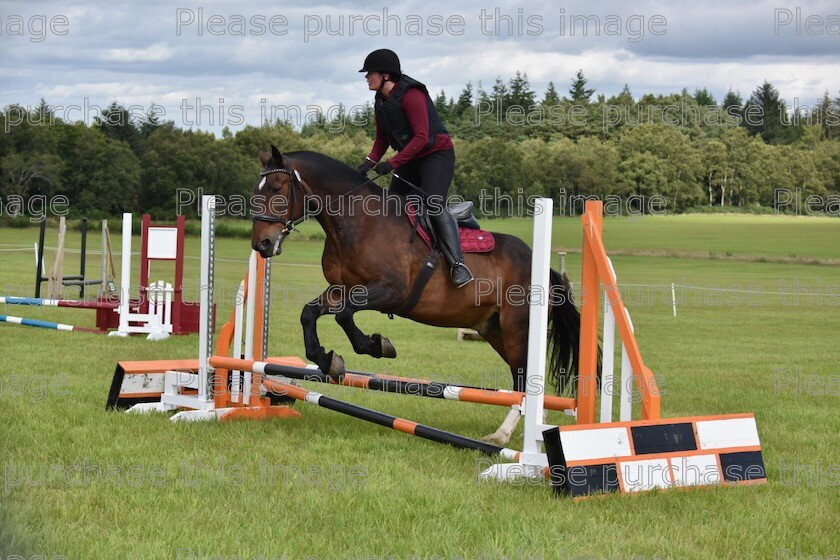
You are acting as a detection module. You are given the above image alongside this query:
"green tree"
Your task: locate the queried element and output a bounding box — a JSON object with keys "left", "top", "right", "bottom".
{"left": 434, "top": 90, "right": 451, "bottom": 121}
{"left": 490, "top": 76, "right": 508, "bottom": 112}
{"left": 780, "top": 144, "right": 828, "bottom": 202}
{"left": 53, "top": 123, "right": 141, "bottom": 214}
{"left": 0, "top": 151, "right": 63, "bottom": 200}
{"left": 95, "top": 101, "right": 141, "bottom": 152}
{"left": 815, "top": 91, "right": 840, "bottom": 140}
{"left": 542, "top": 82, "right": 560, "bottom": 106}
{"left": 743, "top": 81, "right": 789, "bottom": 144}
{"left": 617, "top": 151, "right": 667, "bottom": 210}
{"left": 813, "top": 139, "right": 840, "bottom": 195}
{"left": 546, "top": 136, "right": 620, "bottom": 209}
{"left": 454, "top": 137, "right": 525, "bottom": 212}
{"left": 139, "top": 125, "right": 253, "bottom": 217}
{"left": 569, "top": 70, "right": 595, "bottom": 104}
{"left": 603, "top": 84, "right": 635, "bottom": 136}
{"left": 140, "top": 105, "right": 163, "bottom": 137}
{"left": 300, "top": 107, "right": 327, "bottom": 137}
{"left": 507, "top": 71, "right": 536, "bottom": 109}
{"left": 452, "top": 82, "right": 474, "bottom": 118}
{"left": 0, "top": 104, "right": 64, "bottom": 201}
{"left": 702, "top": 139, "right": 729, "bottom": 206}
{"left": 721, "top": 88, "right": 744, "bottom": 125}
{"left": 694, "top": 88, "right": 716, "bottom": 107}
{"left": 616, "top": 124, "right": 703, "bottom": 210}
{"left": 233, "top": 122, "right": 303, "bottom": 163}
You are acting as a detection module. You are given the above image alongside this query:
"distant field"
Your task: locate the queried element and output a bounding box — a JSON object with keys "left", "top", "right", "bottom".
{"left": 1, "top": 213, "right": 838, "bottom": 559}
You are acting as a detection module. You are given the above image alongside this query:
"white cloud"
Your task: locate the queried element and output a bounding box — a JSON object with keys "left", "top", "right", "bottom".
{"left": 101, "top": 42, "right": 174, "bottom": 63}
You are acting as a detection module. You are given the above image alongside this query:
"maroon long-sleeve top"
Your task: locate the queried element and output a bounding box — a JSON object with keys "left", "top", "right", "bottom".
{"left": 367, "top": 86, "right": 454, "bottom": 169}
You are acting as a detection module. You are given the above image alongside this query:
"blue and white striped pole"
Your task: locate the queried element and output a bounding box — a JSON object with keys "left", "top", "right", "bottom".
{"left": 0, "top": 314, "right": 102, "bottom": 334}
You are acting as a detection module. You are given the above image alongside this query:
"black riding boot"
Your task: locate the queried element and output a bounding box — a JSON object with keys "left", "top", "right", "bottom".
{"left": 429, "top": 210, "right": 474, "bottom": 288}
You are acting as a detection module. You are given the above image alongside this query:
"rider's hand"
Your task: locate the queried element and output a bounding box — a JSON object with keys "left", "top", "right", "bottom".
{"left": 356, "top": 161, "right": 373, "bottom": 175}
{"left": 374, "top": 161, "right": 393, "bottom": 175}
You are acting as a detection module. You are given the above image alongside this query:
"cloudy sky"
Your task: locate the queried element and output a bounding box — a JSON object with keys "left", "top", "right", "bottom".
{"left": 1, "top": 0, "right": 838, "bottom": 135}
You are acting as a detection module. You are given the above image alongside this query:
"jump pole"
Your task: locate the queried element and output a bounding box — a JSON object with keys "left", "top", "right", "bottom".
{"left": 260, "top": 376, "right": 520, "bottom": 458}
{"left": 0, "top": 314, "right": 104, "bottom": 334}
{"left": 0, "top": 296, "right": 118, "bottom": 311}
{"left": 209, "top": 356, "right": 576, "bottom": 412}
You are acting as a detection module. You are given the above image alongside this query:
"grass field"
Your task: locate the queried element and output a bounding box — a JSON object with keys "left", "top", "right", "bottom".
{"left": 1, "top": 213, "right": 839, "bottom": 559}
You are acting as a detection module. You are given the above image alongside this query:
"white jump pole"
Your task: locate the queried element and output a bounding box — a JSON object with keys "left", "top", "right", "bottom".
{"left": 127, "top": 195, "right": 217, "bottom": 417}
{"left": 115, "top": 213, "right": 132, "bottom": 336}
{"left": 619, "top": 313, "right": 634, "bottom": 422}
{"left": 242, "top": 251, "right": 258, "bottom": 402}
{"left": 230, "top": 280, "right": 246, "bottom": 402}
{"left": 520, "top": 197, "right": 553, "bottom": 466}
{"left": 100, "top": 220, "right": 107, "bottom": 297}
{"left": 195, "top": 194, "right": 216, "bottom": 410}
{"left": 600, "top": 297, "right": 616, "bottom": 423}
{"left": 480, "top": 197, "right": 553, "bottom": 480}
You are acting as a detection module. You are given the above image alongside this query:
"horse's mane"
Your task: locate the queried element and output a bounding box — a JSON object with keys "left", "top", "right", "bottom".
{"left": 286, "top": 150, "right": 377, "bottom": 191}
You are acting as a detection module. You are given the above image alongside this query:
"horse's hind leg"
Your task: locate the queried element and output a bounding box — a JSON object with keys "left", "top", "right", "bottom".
{"left": 477, "top": 311, "right": 528, "bottom": 447}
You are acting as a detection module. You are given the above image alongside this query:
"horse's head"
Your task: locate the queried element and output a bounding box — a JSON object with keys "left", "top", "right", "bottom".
{"left": 251, "top": 145, "right": 306, "bottom": 258}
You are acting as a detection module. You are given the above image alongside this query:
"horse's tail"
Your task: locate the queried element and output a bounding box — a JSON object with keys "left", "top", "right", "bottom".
{"left": 547, "top": 268, "right": 581, "bottom": 395}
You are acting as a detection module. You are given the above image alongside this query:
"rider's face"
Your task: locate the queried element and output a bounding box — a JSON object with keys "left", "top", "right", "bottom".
{"left": 366, "top": 72, "right": 384, "bottom": 91}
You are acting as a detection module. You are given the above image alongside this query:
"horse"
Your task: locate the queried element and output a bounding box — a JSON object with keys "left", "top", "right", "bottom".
{"left": 251, "top": 145, "right": 580, "bottom": 446}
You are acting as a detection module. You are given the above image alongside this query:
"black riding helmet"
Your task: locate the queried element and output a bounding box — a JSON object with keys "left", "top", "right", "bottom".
{"left": 359, "top": 49, "right": 401, "bottom": 76}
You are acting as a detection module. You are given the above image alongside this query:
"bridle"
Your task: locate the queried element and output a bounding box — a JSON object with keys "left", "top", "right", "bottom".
{"left": 251, "top": 159, "right": 308, "bottom": 236}
{"left": 251, "top": 157, "right": 393, "bottom": 235}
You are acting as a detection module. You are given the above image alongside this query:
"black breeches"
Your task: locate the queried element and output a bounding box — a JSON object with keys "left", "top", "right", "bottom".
{"left": 389, "top": 148, "right": 455, "bottom": 216}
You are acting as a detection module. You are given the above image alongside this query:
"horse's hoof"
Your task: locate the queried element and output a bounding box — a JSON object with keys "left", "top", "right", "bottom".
{"left": 481, "top": 432, "right": 510, "bottom": 447}
{"left": 380, "top": 335, "right": 397, "bottom": 358}
{"left": 370, "top": 334, "right": 397, "bottom": 359}
{"left": 328, "top": 352, "right": 346, "bottom": 382}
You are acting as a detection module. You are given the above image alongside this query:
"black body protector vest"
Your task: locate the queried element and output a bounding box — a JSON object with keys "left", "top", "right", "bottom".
{"left": 374, "top": 75, "right": 448, "bottom": 152}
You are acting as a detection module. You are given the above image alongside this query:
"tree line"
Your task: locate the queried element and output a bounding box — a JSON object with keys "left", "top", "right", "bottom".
{"left": 1, "top": 72, "right": 839, "bottom": 219}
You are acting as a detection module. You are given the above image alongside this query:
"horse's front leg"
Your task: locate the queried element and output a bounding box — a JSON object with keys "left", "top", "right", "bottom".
{"left": 334, "top": 281, "right": 401, "bottom": 360}
{"left": 300, "top": 287, "right": 348, "bottom": 379}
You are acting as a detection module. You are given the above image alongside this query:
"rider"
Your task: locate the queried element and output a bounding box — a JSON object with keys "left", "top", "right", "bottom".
{"left": 356, "top": 48, "right": 474, "bottom": 288}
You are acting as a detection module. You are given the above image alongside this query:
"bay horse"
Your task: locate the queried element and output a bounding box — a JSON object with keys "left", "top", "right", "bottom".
{"left": 251, "top": 145, "right": 580, "bottom": 445}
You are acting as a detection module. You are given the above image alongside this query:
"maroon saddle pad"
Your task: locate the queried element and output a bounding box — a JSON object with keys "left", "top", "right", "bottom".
{"left": 407, "top": 205, "right": 495, "bottom": 253}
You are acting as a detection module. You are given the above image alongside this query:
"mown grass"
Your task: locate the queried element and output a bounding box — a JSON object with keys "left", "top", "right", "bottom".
{"left": 1, "top": 214, "right": 839, "bottom": 559}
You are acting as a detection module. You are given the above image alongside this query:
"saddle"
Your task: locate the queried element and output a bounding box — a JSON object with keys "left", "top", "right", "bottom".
{"left": 407, "top": 201, "right": 495, "bottom": 253}
{"left": 450, "top": 201, "right": 481, "bottom": 230}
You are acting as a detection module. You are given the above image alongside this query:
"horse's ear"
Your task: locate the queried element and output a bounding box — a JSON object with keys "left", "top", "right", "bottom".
{"left": 258, "top": 149, "right": 270, "bottom": 167}
{"left": 270, "top": 144, "right": 283, "bottom": 164}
